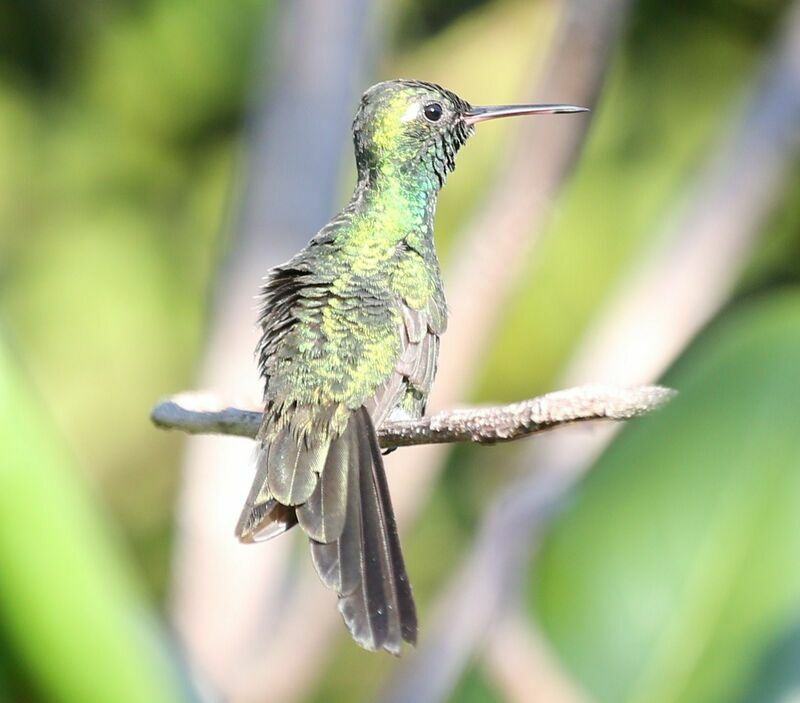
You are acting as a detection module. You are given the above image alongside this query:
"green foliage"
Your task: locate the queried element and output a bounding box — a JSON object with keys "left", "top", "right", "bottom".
{"left": 533, "top": 292, "right": 800, "bottom": 703}
{"left": 738, "top": 623, "right": 800, "bottom": 702}
{"left": 0, "top": 0, "right": 270, "bottom": 597}
{"left": 0, "top": 337, "right": 192, "bottom": 703}
{"left": 449, "top": 666, "right": 502, "bottom": 703}
{"left": 394, "top": 0, "right": 491, "bottom": 47}
{"left": 0, "top": 643, "right": 11, "bottom": 702}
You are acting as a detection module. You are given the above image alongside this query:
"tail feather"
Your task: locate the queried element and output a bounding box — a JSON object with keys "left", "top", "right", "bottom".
{"left": 311, "top": 446, "right": 361, "bottom": 596}
{"left": 240, "top": 500, "right": 298, "bottom": 543}
{"left": 236, "top": 478, "right": 297, "bottom": 542}
{"left": 238, "top": 405, "right": 417, "bottom": 654}
{"left": 363, "top": 419, "right": 417, "bottom": 645}
{"left": 311, "top": 408, "right": 417, "bottom": 654}
{"left": 268, "top": 426, "right": 328, "bottom": 505}
{"left": 353, "top": 419, "right": 399, "bottom": 649}
{"left": 298, "top": 425, "right": 350, "bottom": 542}
{"left": 235, "top": 444, "right": 299, "bottom": 542}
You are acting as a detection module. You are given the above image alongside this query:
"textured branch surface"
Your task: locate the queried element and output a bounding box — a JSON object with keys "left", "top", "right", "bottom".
{"left": 151, "top": 385, "right": 675, "bottom": 448}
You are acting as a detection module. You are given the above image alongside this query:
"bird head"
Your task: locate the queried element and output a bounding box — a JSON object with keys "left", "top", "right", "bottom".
{"left": 352, "top": 79, "right": 587, "bottom": 188}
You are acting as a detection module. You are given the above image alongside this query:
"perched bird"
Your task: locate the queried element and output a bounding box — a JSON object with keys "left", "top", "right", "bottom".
{"left": 236, "top": 80, "right": 587, "bottom": 654}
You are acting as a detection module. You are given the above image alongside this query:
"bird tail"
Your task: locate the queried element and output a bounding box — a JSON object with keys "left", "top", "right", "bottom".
{"left": 234, "top": 451, "right": 298, "bottom": 544}
{"left": 236, "top": 406, "right": 417, "bottom": 654}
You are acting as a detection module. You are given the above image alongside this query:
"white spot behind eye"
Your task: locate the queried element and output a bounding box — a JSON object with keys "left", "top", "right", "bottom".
{"left": 401, "top": 103, "right": 422, "bottom": 123}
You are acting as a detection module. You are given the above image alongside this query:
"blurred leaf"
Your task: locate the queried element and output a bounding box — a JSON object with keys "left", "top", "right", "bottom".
{"left": 449, "top": 665, "right": 502, "bottom": 703}
{"left": 0, "top": 650, "right": 10, "bottom": 703}
{"left": 82, "top": 0, "right": 269, "bottom": 144}
{"left": 0, "top": 336, "right": 192, "bottom": 703}
{"left": 532, "top": 290, "right": 800, "bottom": 703}
{"left": 393, "top": 0, "right": 491, "bottom": 47}
{"left": 738, "top": 160, "right": 800, "bottom": 296}
{"left": 738, "top": 621, "right": 800, "bottom": 703}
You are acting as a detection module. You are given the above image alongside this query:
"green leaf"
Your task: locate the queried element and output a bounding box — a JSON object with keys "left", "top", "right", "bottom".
{"left": 532, "top": 291, "right": 800, "bottom": 703}
{"left": 737, "top": 622, "right": 800, "bottom": 703}
{"left": 449, "top": 665, "right": 502, "bottom": 703}
{"left": 0, "top": 651, "right": 11, "bottom": 703}
{"left": 0, "top": 337, "right": 193, "bottom": 703}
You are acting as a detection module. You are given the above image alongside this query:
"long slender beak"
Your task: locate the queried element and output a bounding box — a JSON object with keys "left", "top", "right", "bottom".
{"left": 463, "top": 103, "right": 589, "bottom": 125}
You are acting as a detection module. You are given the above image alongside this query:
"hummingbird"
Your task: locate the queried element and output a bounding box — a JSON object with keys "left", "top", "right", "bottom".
{"left": 236, "top": 80, "right": 587, "bottom": 654}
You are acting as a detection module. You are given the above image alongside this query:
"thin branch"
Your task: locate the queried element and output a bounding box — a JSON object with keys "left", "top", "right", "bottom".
{"left": 151, "top": 385, "right": 675, "bottom": 447}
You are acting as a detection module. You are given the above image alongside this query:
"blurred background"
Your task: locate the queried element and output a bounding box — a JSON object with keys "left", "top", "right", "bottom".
{"left": 1, "top": 0, "right": 799, "bottom": 701}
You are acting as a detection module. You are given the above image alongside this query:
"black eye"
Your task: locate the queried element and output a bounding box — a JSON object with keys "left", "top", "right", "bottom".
{"left": 423, "top": 102, "right": 443, "bottom": 122}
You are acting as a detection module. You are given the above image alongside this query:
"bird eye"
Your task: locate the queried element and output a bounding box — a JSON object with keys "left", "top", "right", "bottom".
{"left": 423, "top": 102, "right": 443, "bottom": 123}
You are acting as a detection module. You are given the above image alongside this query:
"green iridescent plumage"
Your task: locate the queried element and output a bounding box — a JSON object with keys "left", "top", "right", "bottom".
{"left": 235, "top": 79, "right": 587, "bottom": 655}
